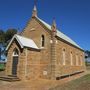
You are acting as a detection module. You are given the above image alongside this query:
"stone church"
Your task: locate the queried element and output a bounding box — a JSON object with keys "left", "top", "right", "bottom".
{"left": 6, "top": 4, "right": 86, "bottom": 80}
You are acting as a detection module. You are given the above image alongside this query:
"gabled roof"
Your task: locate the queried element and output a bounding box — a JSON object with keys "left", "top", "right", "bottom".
{"left": 36, "top": 17, "right": 83, "bottom": 50}
{"left": 6, "top": 34, "right": 39, "bottom": 50}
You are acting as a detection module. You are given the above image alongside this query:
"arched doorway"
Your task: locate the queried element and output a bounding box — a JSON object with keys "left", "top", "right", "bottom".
{"left": 12, "top": 48, "right": 19, "bottom": 76}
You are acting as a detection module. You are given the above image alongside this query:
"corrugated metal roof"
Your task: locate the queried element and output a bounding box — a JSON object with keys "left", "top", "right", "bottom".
{"left": 6, "top": 34, "right": 39, "bottom": 50}
{"left": 36, "top": 17, "right": 82, "bottom": 50}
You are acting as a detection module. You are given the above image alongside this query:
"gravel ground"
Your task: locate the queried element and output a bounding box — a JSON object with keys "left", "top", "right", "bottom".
{"left": 0, "top": 70, "right": 87, "bottom": 90}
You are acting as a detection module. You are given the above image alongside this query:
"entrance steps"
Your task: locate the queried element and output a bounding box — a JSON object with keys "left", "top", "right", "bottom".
{"left": 0, "top": 75, "right": 20, "bottom": 82}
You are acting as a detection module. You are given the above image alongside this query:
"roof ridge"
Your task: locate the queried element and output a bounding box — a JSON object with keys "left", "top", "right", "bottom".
{"left": 36, "top": 16, "right": 83, "bottom": 50}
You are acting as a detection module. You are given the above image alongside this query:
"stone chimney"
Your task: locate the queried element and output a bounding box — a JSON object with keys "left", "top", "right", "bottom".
{"left": 51, "top": 18, "right": 57, "bottom": 79}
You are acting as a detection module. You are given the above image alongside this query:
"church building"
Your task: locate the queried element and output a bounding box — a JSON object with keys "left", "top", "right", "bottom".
{"left": 5, "top": 4, "right": 86, "bottom": 80}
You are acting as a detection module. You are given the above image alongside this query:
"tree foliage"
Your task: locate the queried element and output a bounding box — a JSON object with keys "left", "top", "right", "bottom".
{"left": 0, "top": 30, "right": 5, "bottom": 44}
{"left": 5, "top": 29, "right": 17, "bottom": 44}
{"left": 85, "top": 50, "right": 90, "bottom": 57}
{"left": 0, "top": 29, "right": 17, "bottom": 60}
{"left": 0, "top": 29, "right": 17, "bottom": 46}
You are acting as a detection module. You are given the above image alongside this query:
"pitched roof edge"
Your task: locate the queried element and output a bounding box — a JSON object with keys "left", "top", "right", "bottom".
{"left": 56, "top": 36, "right": 84, "bottom": 51}
{"left": 16, "top": 35, "right": 39, "bottom": 49}
{"left": 6, "top": 34, "right": 40, "bottom": 51}
{"left": 6, "top": 34, "right": 23, "bottom": 51}
{"left": 35, "top": 16, "right": 84, "bottom": 51}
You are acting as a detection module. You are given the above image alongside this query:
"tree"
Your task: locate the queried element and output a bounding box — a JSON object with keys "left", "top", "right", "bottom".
{"left": 0, "top": 29, "right": 18, "bottom": 61}
{"left": 85, "top": 50, "right": 90, "bottom": 57}
{"left": 0, "top": 30, "right": 5, "bottom": 60}
{"left": 85, "top": 50, "right": 90, "bottom": 66}
{"left": 0, "top": 30, "right": 5, "bottom": 44}
{"left": 5, "top": 29, "right": 17, "bottom": 45}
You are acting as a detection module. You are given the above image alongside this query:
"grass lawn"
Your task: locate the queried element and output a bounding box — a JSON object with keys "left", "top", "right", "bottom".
{"left": 0, "top": 64, "right": 5, "bottom": 71}
{"left": 50, "top": 74, "right": 90, "bottom": 90}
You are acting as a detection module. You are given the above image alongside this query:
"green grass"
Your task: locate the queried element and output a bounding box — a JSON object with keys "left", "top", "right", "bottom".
{"left": 0, "top": 64, "right": 5, "bottom": 71}
{"left": 50, "top": 74, "right": 90, "bottom": 90}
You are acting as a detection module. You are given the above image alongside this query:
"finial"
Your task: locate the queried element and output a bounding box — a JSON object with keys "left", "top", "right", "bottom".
{"left": 34, "top": 0, "right": 37, "bottom": 11}
{"left": 32, "top": 0, "right": 37, "bottom": 17}
{"left": 51, "top": 17, "right": 57, "bottom": 32}
{"left": 52, "top": 17, "right": 56, "bottom": 28}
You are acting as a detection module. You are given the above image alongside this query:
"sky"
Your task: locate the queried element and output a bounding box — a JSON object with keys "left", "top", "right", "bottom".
{"left": 0, "top": 0, "right": 90, "bottom": 50}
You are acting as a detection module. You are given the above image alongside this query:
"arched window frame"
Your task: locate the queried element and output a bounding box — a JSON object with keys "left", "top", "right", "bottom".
{"left": 62, "top": 48, "right": 66, "bottom": 65}
{"left": 12, "top": 48, "right": 19, "bottom": 57}
{"left": 76, "top": 53, "right": 79, "bottom": 66}
{"left": 80, "top": 55, "right": 83, "bottom": 66}
{"left": 70, "top": 51, "right": 73, "bottom": 66}
{"left": 41, "top": 35, "right": 45, "bottom": 48}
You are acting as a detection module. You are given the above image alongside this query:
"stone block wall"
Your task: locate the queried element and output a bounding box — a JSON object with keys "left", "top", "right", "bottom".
{"left": 6, "top": 40, "right": 27, "bottom": 80}
{"left": 25, "top": 49, "right": 40, "bottom": 80}
{"left": 55, "top": 38, "right": 86, "bottom": 78}
{"left": 21, "top": 17, "right": 52, "bottom": 79}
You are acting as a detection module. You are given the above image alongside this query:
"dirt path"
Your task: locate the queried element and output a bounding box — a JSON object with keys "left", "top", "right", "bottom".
{"left": 0, "top": 71, "right": 87, "bottom": 90}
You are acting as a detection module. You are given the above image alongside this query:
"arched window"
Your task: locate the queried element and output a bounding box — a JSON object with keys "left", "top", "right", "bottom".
{"left": 70, "top": 52, "right": 73, "bottom": 65}
{"left": 76, "top": 54, "right": 78, "bottom": 66}
{"left": 41, "top": 35, "right": 45, "bottom": 47}
{"left": 62, "top": 49, "right": 66, "bottom": 65}
{"left": 13, "top": 48, "right": 19, "bottom": 56}
{"left": 80, "top": 55, "right": 82, "bottom": 66}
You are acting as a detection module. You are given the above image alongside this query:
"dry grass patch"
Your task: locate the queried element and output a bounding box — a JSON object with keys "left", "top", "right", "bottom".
{"left": 50, "top": 74, "right": 90, "bottom": 90}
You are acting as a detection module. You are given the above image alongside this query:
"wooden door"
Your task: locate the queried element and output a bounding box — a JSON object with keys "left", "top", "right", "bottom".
{"left": 12, "top": 56, "right": 18, "bottom": 76}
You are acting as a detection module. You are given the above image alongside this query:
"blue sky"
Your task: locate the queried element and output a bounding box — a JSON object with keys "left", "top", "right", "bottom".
{"left": 0, "top": 0, "right": 90, "bottom": 50}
